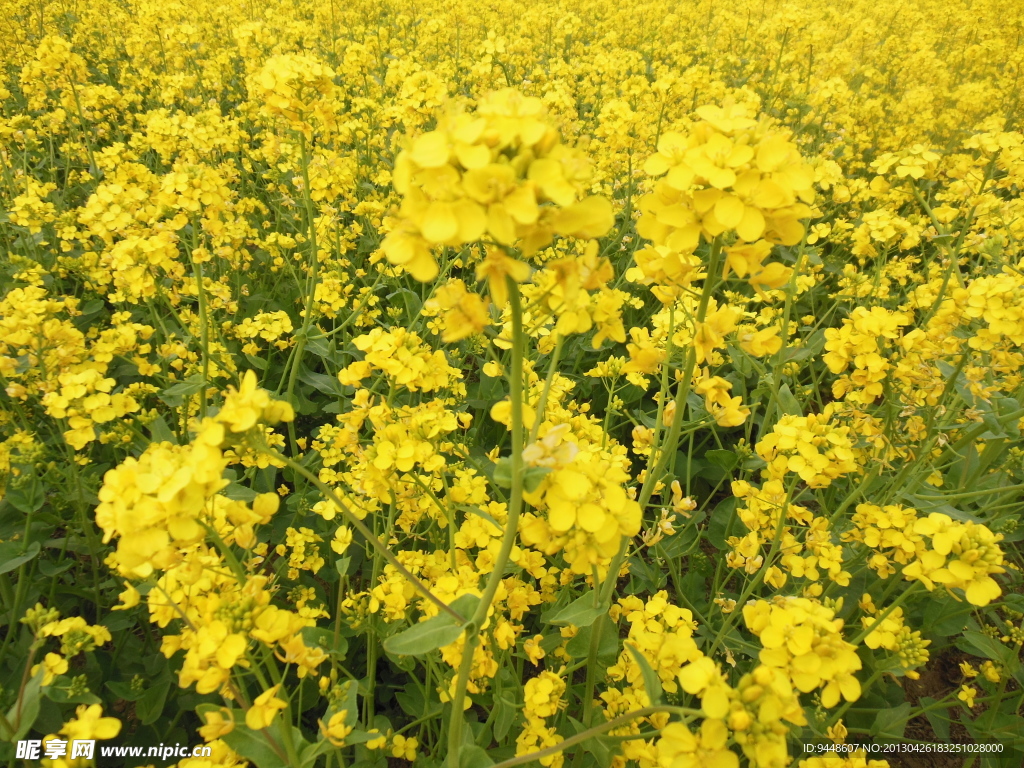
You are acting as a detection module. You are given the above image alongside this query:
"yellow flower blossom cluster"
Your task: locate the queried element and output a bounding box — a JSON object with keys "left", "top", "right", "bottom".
{"left": 844, "top": 504, "right": 1006, "bottom": 605}
{"left": 743, "top": 598, "right": 862, "bottom": 708}
{"left": 633, "top": 105, "right": 813, "bottom": 303}
{"left": 516, "top": 671, "right": 567, "bottom": 767}
{"left": 755, "top": 409, "right": 859, "bottom": 487}
{"left": 859, "top": 602, "right": 930, "bottom": 678}
{"left": 520, "top": 432, "right": 642, "bottom": 576}
{"left": 338, "top": 327, "right": 463, "bottom": 393}
{"left": 382, "top": 88, "right": 615, "bottom": 281}
{"left": 824, "top": 307, "right": 911, "bottom": 403}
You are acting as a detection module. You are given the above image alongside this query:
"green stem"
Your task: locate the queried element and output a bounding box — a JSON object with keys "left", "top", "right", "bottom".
{"left": 282, "top": 132, "right": 323, "bottom": 452}
{"left": 529, "top": 335, "right": 564, "bottom": 444}
{"left": 188, "top": 247, "right": 210, "bottom": 420}
{"left": 576, "top": 239, "right": 725, "bottom": 735}
{"left": 447, "top": 278, "right": 527, "bottom": 768}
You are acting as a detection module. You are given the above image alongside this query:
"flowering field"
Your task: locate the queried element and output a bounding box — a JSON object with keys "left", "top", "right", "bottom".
{"left": 1, "top": 0, "right": 1024, "bottom": 767}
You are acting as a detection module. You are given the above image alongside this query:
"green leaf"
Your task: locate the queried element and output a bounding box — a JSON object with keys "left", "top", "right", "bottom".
{"left": 383, "top": 595, "right": 479, "bottom": 657}
{"left": 304, "top": 333, "right": 334, "bottom": 362}
{"left": 625, "top": 642, "right": 663, "bottom": 706}
{"left": 298, "top": 367, "right": 345, "bottom": 397}
{"left": 223, "top": 483, "right": 258, "bottom": 502}
{"left": 523, "top": 465, "right": 552, "bottom": 493}
{"left": 384, "top": 618, "right": 463, "bottom": 656}
{"left": 492, "top": 458, "right": 513, "bottom": 488}
{"left": 44, "top": 685, "right": 102, "bottom": 705}
{"left": 161, "top": 374, "right": 206, "bottom": 397}
{"left": 0, "top": 540, "right": 40, "bottom": 575}
{"left": 775, "top": 383, "right": 802, "bottom": 417}
{"left": 99, "top": 611, "right": 136, "bottom": 632}
{"left": 137, "top": 670, "right": 172, "bottom": 725}
{"left": 870, "top": 702, "right": 911, "bottom": 741}
{"left": 780, "top": 329, "right": 826, "bottom": 363}
{"left": 339, "top": 680, "right": 359, "bottom": 728}
{"left": 566, "top": 717, "right": 613, "bottom": 768}
{"left": 707, "top": 496, "right": 738, "bottom": 550}
{"left": 106, "top": 680, "right": 145, "bottom": 702}
{"left": 299, "top": 739, "right": 332, "bottom": 768}
{"left": 343, "top": 728, "right": 380, "bottom": 746}
{"left": 301, "top": 626, "right": 348, "bottom": 659}
{"left": 492, "top": 693, "right": 517, "bottom": 742}
{"left": 545, "top": 590, "right": 609, "bottom": 628}
{"left": 148, "top": 415, "right": 177, "bottom": 444}
{"left": 6, "top": 474, "right": 44, "bottom": 513}
{"left": 396, "top": 684, "right": 442, "bottom": 720}
{"left": 957, "top": 630, "right": 1017, "bottom": 668}
{"left": 919, "top": 697, "right": 950, "bottom": 743}
{"left": 459, "top": 744, "right": 495, "bottom": 768}
{"left": 922, "top": 598, "right": 973, "bottom": 638}
{"left": 704, "top": 449, "right": 738, "bottom": 471}
{"left": 220, "top": 723, "right": 290, "bottom": 768}
{"left": 726, "top": 344, "right": 754, "bottom": 377}
{"left": 244, "top": 352, "right": 268, "bottom": 371}
{"left": 388, "top": 288, "right": 423, "bottom": 318}
{"left": 3, "top": 669, "right": 44, "bottom": 741}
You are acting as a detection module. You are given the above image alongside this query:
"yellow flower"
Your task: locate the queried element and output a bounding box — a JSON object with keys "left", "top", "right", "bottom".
{"left": 523, "top": 634, "right": 546, "bottom": 665}
{"left": 391, "top": 734, "right": 418, "bottom": 761}
{"left": 364, "top": 729, "right": 386, "bottom": 750}
{"left": 958, "top": 685, "right": 977, "bottom": 708}
{"left": 318, "top": 711, "right": 352, "bottom": 746}
{"left": 199, "top": 708, "right": 235, "bottom": 741}
{"left": 677, "top": 657, "right": 732, "bottom": 719}
{"left": 476, "top": 247, "right": 531, "bottom": 307}
{"left": 111, "top": 581, "right": 140, "bottom": 611}
{"left": 523, "top": 671, "right": 565, "bottom": 719}
{"left": 32, "top": 653, "right": 68, "bottom": 685}
{"left": 60, "top": 704, "right": 122, "bottom": 741}
{"left": 246, "top": 685, "right": 287, "bottom": 730}
{"left": 655, "top": 719, "right": 739, "bottom": 768}
{"left": 423, "top": 279, "right": 490, "bottom": 342}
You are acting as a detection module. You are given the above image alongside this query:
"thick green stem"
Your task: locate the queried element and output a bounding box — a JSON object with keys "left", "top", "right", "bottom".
{"left": 282, "top": 133, "right": 322, "bottom": 451}
{"left": 447, "top": 278, "right": 527, "bottom": 767}
{"left": 574, "top": 238, "right": 725, "bottom": 746}
{"left": 189, "top": 250, "right": 210, "bottom": 420}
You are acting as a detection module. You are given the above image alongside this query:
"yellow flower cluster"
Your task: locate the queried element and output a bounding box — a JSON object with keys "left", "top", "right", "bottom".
{"left": 798, "top": 752, "right": 890, "bottom": 768}
{"left": 823, "top": 307, "right": 910, "bottom": 403}
{"left": 95, "top": 371, "right": 292, "bottom": 576}
{"left": 608, "top": 592, "right": 702, "bottom": 696}
{"left": 634, "top": 104, "right": 813, "bottom": 302}
{"left": 860, "top": 603, "right": 930, "bottom": 678}
{"left": 672, "top": 657, "right": 807, "bottom": 768}
{"left": 338, "top": 327, "right": 462, "bottom": 393}
{"left": 230, "top": 311, "right": 294, "bottom": 355}
{"left": 844, "top": 504, "right": 1006, "bottom": 605}
{"left": 382, "top": 88, "right": 615, "bottom": 281}
{"left": 743, "top": 598, "right": 862, "bottom": 708}
{"left": 249, "top": 54, "right": 340, "bottom": 137}
{"left": 520, "top": 431, "right": 641, "bottom": 576}
{"left": 516, "top": 671, "right": 567, "bottom": 768}
{"left": 755, "top": 409, "right": 859, "bottom": 487}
